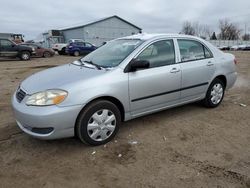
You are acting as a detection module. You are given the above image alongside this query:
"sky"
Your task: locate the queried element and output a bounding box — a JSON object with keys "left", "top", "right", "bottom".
{"left": 0, "top": 0, "right": 249, "bottom": 40}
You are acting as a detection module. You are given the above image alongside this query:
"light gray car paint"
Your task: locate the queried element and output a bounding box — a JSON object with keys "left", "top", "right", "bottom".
{"left": 12, "top": 34, "right": 237, "bottom": 140}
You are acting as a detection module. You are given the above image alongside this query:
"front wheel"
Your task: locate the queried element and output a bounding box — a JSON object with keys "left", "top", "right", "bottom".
{"left": 43, "top": 51, "right": 51, "bottom": 58}
{"left": 20, "top": 51, "right": 31, "bottom": 61}
{"left": 203, "top": 78, "right": 225, "bottom": 108}
{"left": 76, "top": 100, "right": 121, "bottom": 145}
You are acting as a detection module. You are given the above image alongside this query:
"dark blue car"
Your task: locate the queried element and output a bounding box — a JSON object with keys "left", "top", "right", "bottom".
{"left": 66, "top": 41, "right": 97, "bottom": 56}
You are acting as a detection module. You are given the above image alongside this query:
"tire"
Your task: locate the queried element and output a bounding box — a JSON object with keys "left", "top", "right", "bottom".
{"left": 76, "top": 100, "right": 121, "bottom": 146}
{"left": 20, "top": 51, "right": 31, "bottom": 61}
{"left": 73, "top": 51, "right": 80, "bottom": 56}
{"left": 43, "top": 51, "right": 51, "bottom": 58}
{"left": 203, "top": 78, "right": 225, "bottom": 108}
{"left": 58, "top": 48, "right": 66, "bottom": 55}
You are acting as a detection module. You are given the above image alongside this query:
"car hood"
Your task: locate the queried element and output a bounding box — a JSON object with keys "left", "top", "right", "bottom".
{"left": 21, "top": 63, "right": 107, "bottom": 94}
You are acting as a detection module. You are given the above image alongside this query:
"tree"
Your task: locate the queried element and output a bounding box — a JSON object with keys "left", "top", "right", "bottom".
{"left": 181, "top": 21, "right": 195, "bottom": 35}
{"left": 181, "top": 21, "right": 212, "bottom": 39}
{"left": 210, "top": 32, "right": 217, "bottom": 40}
{"left": 242, "top": 34, "right": 250, "bottom": 41}
{"left": 193, "top": 22, "right": 212, "bottom": 39}
{"left": 218, "top": 19, "right": 241, "bottom": 40}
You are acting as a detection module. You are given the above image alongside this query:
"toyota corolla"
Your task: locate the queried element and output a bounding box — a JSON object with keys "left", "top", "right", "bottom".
{"left": 12, "top": 34, "right": 237, "bottom": 145}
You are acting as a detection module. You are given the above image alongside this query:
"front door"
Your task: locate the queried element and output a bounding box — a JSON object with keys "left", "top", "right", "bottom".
{"left": 128, "top": 39, "right": 181, "bottom": 116}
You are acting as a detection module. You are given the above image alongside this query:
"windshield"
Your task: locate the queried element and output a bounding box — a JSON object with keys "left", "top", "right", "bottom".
{"left": 79, "top": 39, "right": 143, "bottom": 68}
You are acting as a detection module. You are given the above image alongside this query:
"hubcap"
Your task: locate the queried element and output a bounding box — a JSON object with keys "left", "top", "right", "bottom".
{"left": 74, "top": 51, "right": 79, "bottom": 56}
{"left": 44, "top": 52, "right": 50, "bottom": 57}
{"left": 210, "top": 83, "right": 223, "bottom": 105}
{"left": 22, "top": 53, "right": 29, "bottom": 60}
{"left": 87, "top": 109, "right": 116, "bottom": 141}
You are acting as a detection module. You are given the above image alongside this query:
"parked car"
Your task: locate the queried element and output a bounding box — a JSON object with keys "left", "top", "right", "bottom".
{"left": 22, "top": 43, "right": 55, "bottom": 58}
{"left": 12, "top": 34, "right": 237, "bottom": 145}
{"left": 218, "top": 46, "right": 230, "bottom": 51}
{"left": 243, "top": 45, "right": 250, "bottom": 51}
{"left": 52, "top": 43, "right": 67, "bottom": 55}
{"left": 230, "top": 44, "right": 249, "bottom": 51}
{"left": 0, "top": 38, "right": 35, "bottom": 60}
{"left": 66, "top": 41, "right": 97, "bottom": 56}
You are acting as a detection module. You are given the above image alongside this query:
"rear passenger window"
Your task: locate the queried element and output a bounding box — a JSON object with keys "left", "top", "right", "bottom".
{"left": 204, "top": 47, "right": 213, "bottom": 58}
{"left": 76, "top": 42, "right": 85, "bottom": 46}
{"left": 178, "top": 40, "right": 208, "bottom": 62}
{"left": 136, "top": 40, "right": 175, "bottom": 68}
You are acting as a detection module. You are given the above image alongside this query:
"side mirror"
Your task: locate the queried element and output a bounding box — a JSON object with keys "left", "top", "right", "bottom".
{"left": 12, "top": 44, "right": 15, "bottom": 47}
{"left": 125, "top": 59, "right": 150, "bottom": 72}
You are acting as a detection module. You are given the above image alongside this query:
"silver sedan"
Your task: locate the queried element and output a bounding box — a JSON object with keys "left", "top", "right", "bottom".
{"left": 12, "top": 34, "right": 237, "bottom": 145}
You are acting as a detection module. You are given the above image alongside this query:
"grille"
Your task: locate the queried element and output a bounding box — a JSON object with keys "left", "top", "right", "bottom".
{"left": 16, "top": 88, "right": 26, "bottom": 103}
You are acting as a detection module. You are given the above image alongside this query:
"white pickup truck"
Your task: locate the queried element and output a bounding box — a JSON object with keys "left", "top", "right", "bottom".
{"left": 52, "top": 43, "right": 67, "bottom": 55}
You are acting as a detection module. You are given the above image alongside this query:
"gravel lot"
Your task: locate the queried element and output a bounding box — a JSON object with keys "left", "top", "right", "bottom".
{"left": 0, "top": 52, "right": 250, "bottom": 188}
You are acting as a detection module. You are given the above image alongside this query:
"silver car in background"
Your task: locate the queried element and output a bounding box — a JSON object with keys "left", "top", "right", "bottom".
{"left": 12, "top": 34, "right": 237, "bottom": 145}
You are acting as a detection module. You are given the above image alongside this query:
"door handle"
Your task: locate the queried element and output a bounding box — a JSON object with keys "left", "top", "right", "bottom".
{"left": 207, "top": 61, "right": 214, "bottom": 66}
{"left": 170, "top": 67, "right": 180, "bottom": 73}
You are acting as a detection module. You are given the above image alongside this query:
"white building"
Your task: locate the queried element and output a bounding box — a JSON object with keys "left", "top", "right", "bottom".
{"left": 43, "top": 15, "right": 142, "bottom": 47}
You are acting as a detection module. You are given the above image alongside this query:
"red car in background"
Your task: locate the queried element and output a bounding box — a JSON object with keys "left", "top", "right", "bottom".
{"left": 22, "top": 43, "right": 55, "bottom": 58}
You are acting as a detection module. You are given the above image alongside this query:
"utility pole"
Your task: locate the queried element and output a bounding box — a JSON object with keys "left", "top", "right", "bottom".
{"left": 245, "top": 23, "right": 247, "bottom": 36}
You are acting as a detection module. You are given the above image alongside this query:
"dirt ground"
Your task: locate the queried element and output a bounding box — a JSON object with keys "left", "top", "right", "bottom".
{"left": 0, "top": 52, "right": 249, "bottom": 188}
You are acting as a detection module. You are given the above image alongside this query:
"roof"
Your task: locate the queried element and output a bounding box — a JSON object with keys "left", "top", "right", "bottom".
{"left": 60, "top": 15, "right": 142, "bottom": 31}
{"left": 120, "top": 33, "right": 202, "bottom": 41}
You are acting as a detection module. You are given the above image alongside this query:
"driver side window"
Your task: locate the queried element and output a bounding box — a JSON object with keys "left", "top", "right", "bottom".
{"left": 136, "top": 40, "right": 175, "bottom": 68}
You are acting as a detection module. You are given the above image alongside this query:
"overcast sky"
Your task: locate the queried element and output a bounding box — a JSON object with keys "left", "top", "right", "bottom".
{"left": 0, "top": 0, "right": 249, "bottom": 40}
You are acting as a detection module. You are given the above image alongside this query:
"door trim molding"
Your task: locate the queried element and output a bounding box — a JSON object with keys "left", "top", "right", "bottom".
{"left": 131, "top": 82, "right": 209, "bottom": 102}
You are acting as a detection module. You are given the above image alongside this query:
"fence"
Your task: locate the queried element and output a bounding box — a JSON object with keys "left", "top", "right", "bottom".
{"left": 209, "top": 40, "right": 250, "bottom": 47}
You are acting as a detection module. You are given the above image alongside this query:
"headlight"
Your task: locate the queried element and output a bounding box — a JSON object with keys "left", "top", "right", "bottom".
{"left": 26, "top": 90, "right": 68, "bottom": 106}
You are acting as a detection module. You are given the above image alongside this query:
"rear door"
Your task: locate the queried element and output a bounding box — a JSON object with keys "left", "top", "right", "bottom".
{"left": 0, "top": 39, "right": 18, "bottom": 57}
{"left": 128, "top": 39, "right": 181, "bottom": 116}
{"left": 177, "top": 39, "right": 215, "bottom": 101}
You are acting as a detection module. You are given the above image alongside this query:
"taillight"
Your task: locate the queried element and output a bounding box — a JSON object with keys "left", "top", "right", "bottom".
{"left": 234, "top": 59, "right": 238, "bottom": 65}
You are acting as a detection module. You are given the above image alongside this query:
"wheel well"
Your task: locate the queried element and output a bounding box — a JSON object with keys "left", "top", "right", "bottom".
{"left": 19, "top": 50, "right": 31, "bottom": 57}
{"left": 20, "top": 50, "right": 30, "bottom": 54}
{"left": 74, "top": 96, "right": 125, "bottom": 137}
{"left": 214, "top": 75, "right": 227, "bottom": 88}
{"left": 78, "top": 96, "right": 125, "bottom": 121}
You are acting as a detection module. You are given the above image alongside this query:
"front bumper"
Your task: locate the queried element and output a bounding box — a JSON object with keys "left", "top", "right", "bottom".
{"left": 12, "top": 91, "right": 84, "bottom": 140}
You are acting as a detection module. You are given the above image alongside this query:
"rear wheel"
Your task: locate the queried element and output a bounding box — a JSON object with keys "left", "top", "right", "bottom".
{"left": 203, "top": 78, "right": 225, "bottom": 108}
{"left": 76, "top": 100, "right": 121, "bottom": 145}
{"left": 43, "top": 51, "right": 51, "bottom": 58}
{"left": 20, "top": 51, "right": 30, "bottom": 61}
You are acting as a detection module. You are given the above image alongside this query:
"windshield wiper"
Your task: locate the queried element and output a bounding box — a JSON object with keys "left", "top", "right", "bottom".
{"left": 82, "top": 60, "right": 102, "bottom": 70}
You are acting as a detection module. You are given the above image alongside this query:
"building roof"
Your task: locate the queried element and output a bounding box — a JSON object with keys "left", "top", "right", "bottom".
{"left": 60, "top": 15, "right": 142, "bottom": 31}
